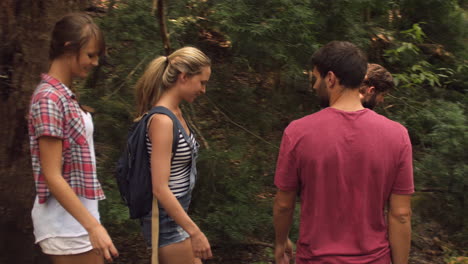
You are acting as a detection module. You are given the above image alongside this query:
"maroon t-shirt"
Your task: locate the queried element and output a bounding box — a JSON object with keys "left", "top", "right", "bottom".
{"left": 275, "top": 107, "right": 414, "bottom": 264}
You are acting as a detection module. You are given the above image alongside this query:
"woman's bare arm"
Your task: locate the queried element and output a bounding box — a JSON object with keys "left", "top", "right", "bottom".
{"left": 38, "top": 136, "right": 118, "bottom": 261}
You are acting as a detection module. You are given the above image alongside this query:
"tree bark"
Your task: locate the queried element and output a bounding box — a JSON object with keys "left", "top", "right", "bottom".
{"left": 0, "top": 1, "right": 90, "bottom": 263}
{"left": 154, "top": 0, "right": 172, "bottom": 55}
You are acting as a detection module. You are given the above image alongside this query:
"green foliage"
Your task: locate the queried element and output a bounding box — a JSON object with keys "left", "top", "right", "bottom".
{"left": 446, "top": 256, "right": 468, "bottom": 264}
{"left": 384, "top": 23, "right": 427, "bottom": 67}
{"left": 190, "top": 146, "right": 273, "bottom": 242}
{"left": 411, "top": 101, "right": 467, "bottom": 240}
{"left": 208, "top": 0, "right": 318, "bottom": 76}
{"left": 382, "top": 23, "right": 467, "bottom": 245}
{"left": 399, "top": 0, "right": 468, "bottom": 52}
{"left": 400, "top": 23, "right": 427, "bottom": 43}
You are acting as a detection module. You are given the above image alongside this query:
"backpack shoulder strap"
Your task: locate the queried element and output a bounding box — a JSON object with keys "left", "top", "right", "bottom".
{"left": 147, "top": 106, "right": 181, "bottom": 157}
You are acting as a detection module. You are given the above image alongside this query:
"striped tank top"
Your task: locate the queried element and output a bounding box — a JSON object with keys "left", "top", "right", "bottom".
{"left": 146, "top": 129, "right": 196, "bottom": 198}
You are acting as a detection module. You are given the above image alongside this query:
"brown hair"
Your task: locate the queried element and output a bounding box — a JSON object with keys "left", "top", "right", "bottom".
{"left": 49, "top": 13, "right": 105, "bottom": 60}
{"left": 310, "top": 41, "right": 367, "bottom": 89}
{"left": 361, "top": 63, "right": 394, "bottom": 93}
{"left": 135, "top": 47, "right": 211, "bottom": 117}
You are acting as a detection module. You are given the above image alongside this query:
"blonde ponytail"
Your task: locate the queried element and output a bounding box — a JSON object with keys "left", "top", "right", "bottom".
{"left": 135, "top": 47, "right": 211, "bottom": 117}
{"left": 135, "top": 56, "right": 168, "bottom": 117}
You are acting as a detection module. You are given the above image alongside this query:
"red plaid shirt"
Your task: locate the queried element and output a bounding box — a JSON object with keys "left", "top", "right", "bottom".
{"left": 28, "top": 74, "right": 105, "bottom": 203}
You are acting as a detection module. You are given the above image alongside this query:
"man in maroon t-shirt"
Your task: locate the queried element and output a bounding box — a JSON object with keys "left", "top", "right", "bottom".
{"left": 274, "top": 41, "right": 414, "bottom": 264}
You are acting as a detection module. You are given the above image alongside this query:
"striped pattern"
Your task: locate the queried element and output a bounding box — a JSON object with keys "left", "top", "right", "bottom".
{"left": 146, "top": 130, "right": 196, "bottom": 197}
{"left": 28, "top": 74, "right": 105, "bottom": 204}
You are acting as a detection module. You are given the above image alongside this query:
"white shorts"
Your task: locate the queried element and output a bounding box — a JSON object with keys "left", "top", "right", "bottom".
{"left": 38, "top": 235, "right": 93, "bottom": 255}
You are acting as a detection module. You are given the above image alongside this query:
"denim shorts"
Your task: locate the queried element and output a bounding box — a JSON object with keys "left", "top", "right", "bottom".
{"left": 140, "top": 192, "right": 192, "bottom": 248}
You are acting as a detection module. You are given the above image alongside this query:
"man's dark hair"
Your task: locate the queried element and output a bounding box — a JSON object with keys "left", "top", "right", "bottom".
{"left": 310, "top": 41, "right": 367, "bottom": 89}
{"left": 363, "top": 63, "right": 394, "bottom": 93}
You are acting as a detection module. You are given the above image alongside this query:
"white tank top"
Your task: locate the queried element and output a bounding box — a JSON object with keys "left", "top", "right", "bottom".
{"left": 31, "top": 110, "right": 100, "bottom": 243}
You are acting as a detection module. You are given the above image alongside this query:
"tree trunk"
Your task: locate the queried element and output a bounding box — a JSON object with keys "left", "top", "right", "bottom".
{"left": 154, "top": 0, "right": 172, "bottom": 55}
{"left": 0, "top": 1, "right": 90, "bottom": 263}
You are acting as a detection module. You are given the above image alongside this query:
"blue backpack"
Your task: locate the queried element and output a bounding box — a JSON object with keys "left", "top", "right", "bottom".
{"left": 116, "top": 106, "right": 181, "bottom": 219}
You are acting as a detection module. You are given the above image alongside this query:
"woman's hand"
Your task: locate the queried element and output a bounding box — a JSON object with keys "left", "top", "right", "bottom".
{"left": 88, "top": 224, "right": 119, "bottom": 262}
{"left": 190, "top": 230, "right": 212, "bottom": 260}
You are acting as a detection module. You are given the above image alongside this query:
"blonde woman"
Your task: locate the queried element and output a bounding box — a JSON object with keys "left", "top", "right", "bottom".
{"left": 136, "top": 47, "right": 212, "bottom": 263}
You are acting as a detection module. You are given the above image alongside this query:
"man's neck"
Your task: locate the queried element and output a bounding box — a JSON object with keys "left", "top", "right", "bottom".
{"left": 329, "top": 86, "right": 364, "bottom": 112}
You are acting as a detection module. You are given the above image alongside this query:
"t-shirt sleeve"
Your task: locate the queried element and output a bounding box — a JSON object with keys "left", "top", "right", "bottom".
{"left": 392, "top": 129, "right": 414, "bottom": 194}
{"left": 30, "top": 97, "right": 65, "bottom": 139}
{"left": 274, "top": 130, "right": 299, "bottom": 191}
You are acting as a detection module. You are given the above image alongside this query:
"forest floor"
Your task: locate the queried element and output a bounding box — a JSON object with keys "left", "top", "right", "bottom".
{"left": 0, "top": 200, "right": 466, "bottom": 264}
{"left": 108, "top": 216, "right": 464, "bottom": 264}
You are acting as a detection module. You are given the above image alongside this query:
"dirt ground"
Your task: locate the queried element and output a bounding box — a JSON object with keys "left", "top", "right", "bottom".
{"left": 0, "top": 216, "right": 454, "bottom": 264}
{"left": 0, "top": 188, "right": 461, "bottom": 264}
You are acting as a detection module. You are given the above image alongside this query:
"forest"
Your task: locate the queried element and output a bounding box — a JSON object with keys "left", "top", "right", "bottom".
{"left": 0, "top": 0, "right": 466, "bottom": 263}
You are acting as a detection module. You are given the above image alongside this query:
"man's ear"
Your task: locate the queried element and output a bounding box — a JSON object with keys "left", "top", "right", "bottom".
{"left": 368, "top": 86, "right": 376, "bottom": 95}
{"left": 326, "top": 71, "right": 337, "bottom": 88}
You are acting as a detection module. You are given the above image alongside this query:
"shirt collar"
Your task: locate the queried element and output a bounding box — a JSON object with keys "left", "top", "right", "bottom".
{"left": 41, "top": 73, "right": 76, "bottom": 100}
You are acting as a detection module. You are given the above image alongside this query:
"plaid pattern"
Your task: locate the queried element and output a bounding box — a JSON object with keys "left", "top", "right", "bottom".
{"left": 29, "top": 74, "right": 105, "bottom": 203}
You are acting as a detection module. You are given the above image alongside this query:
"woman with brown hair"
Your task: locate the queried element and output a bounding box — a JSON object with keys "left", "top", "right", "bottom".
{"left": 136, "top": 47, "right": 212, "bottom": 263}
{"left": 28, "top": 13, "right": 118, "bottom": 263}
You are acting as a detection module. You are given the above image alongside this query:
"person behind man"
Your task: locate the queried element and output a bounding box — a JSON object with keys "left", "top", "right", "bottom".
{"left": 360, "top": 63, "right": 394, "bottom": 109}
{"left": 273, "top": 41, "right": 414, "bottom": 264}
